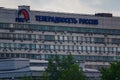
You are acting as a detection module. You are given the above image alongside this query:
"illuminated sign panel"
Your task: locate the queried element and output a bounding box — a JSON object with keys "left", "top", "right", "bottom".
{"left": 35, "top": 15, "right": 98, "bottom": 25}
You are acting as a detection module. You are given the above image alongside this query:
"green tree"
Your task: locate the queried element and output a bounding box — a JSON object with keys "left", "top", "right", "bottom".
{"left": 46, "top": 54, "right": 61, "bottom": 80}
{"left": 40, "top": 71, "right": 49, "bottom": 80}
{"left": 61, "top": 54, "right": 74, "bottom": 70}
{"left": 45, "top": 54, "right": 84, "bottom": 80}
{"left": 58, "top": 64, "right": 84, "bottom": 80}
{"left": 101, "top": 61, "right": 120, "bottom": 80}
{"left": 20, "top": 76, "right": 33, "bottom": 80}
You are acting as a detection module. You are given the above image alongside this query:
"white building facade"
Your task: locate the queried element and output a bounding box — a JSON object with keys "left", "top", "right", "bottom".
{"left": 0, "top": 5, "right": 120, "bottom": 70}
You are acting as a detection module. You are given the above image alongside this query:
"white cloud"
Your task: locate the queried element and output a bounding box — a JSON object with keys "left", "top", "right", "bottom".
{"left": 0, "top": 0, "right": 31, "bottom": 9}
{"left": 90, "top": 0, "right": 103, "bottom": 5}
{"left": 30, "top": 0, "right": 97, "bottom": 15}
{"left": 0, "top": 0, "right": 119, "bottom": 16}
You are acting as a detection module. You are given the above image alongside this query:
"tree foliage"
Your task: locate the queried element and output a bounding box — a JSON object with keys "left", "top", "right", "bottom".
{"left": 101, "top": 61, "right": 120, "bottom": 80}
{"left": 58, "top": 64, "right": 84, "bottom": 80}
{"left": 45, "top": 54, "right": 84, "bottom": 80}
{"left": 20, "top": 76, "right": 33, "bottom": 80}
{"left": 45, "top": 55, "right": 61, "bottom": 80}
{"left": 40, "top": 71, "right": 49, "bottom": 80}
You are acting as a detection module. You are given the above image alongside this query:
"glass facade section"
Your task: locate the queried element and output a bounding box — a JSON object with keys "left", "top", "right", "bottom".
{"left": 94, "top": 37, "right": 105, "bottom": 43}
{"left": 0, "top": 23, "right": 119, "bottom": 62}
{"left": 44, "top": 35, "right": 55, "bottom": 41}
{"left": 0, "top": 23, "right": 120, "bottom": 35}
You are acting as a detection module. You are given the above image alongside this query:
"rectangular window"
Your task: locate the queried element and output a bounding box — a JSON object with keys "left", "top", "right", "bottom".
{"left": 78, "top": 46, "right": 81, "bottom": 51}
{"left": 60, "top": 45, "right": 63, "bottom": 50}
{"left": 36, "top": 44, "right": 39, "bottom": 49}
{"left": 112, "top": 38, "right": 120, "bottom": 44}
{"left": 31, "top": 35, "right": 36, "bottom": 40}
{"left": 109, "top": 47, "right": 112, "bottom": 53}
{"left": 73, "top": 36, "right": 77, "bottom": 41}
{"left": 44, "top": 35, "right": 55, "bottom": 41}
{"left": 91, "top": 37, "right": 94, "bottom": 42}
{"left": 87, "top": 46, "right": 90, "bottom": 51}
{"left": 63, "top": 45, "right": 65, "bottom": 50}
{"left": 118, "top": 47, "right": 120, "bottom": 52}
{"left": 78, "top": 36, "right": 81, "bottom": 42}
{"left": 94, "top": 37, "right": 105, "bottom": 43}
{"left": 83, "top": 46, "right": 86, "bottom": 52}
{"left": 68, "top": 36, "right": 73, "bottom": 41}
{"left": 81, "top": 37, "right": 85, "bottom": 42}
{"left": 64, "top": 36, "right": 68, "bottom": 41}
{"left": 101, "top": 47, "right": 105, "bottom": 52}
{"left": 29, "top": 44, "right": 36, "bottom": 50}
{"left": 92, "top": 46, "right": 95, "bottom": 52}
{"left": 50, "top": 45, "right": 54, "bottom": 50}
{"left": 105, "top": 47, "right": 108, "bottom": 52}
{"left": 113, "top": 47, "right": 117, "bottom": 53}
{"left": 59, "top": 36, "right": 63, "bottom": 40}
{"left": 69, "top": 45, "right": 73, "bottom": 50}
{"left": 74, "top": 46, "right": 77, "bottom": 51}
{"left": 55, "top": 35, "right": 58, "bottom": 40}
{"left": 65, "top": 45, "right": 68, "bottom": 50}
{"left": 96, "top": 47, "right": 99, "bottom": 52}
{"left": 55, "top": 45, "right": 59, "bottom": 50}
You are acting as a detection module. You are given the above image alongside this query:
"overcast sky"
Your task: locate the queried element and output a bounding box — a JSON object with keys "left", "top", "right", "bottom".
{"left": 0, "top": 0, "right": 120, "bottom": 16}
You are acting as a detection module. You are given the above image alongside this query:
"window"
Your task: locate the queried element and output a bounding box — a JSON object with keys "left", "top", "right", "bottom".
{"left": 36, "top": 44, "right": 39, "bottom": 49}
{"left": 83, "top": 46, "right": 86, "bottom": 52}
{"left": 30, "top": 44, "right": 36, "bottom": 50}
{"left": 94, "top": 37, "right": 105, "bottom": 43}
{"left": 91, "top": 37, "right": 94, "bottom": 42}
{"left": 78, "top": 46, "right": 82, "bottom": 51}
{"left": 44, "top": 35, "right": 55, "bottom": 41}
{"left": 21, "top": 54, "right": 26, "bottom": 58}
{"left": 68, "top": 36, "right": 73, "bottom": 41}
{"left": 55, "top": 45, "right": 59, "bottom": 50}
{"left": 64, "top": 36, "right": 68, "bottom": 41}
{"left": 105, "top": 47, "right": 108, "bottom": 52}
{"left": 92, "top": 46, "right": 95, "bottom": 52}
{"left": 73, "top": 36, "right": 77, "bottom": 41}
{"left": 118, "top": 48, "right": 120, "bottom": 52}
{"left": 87, "top": 46, "right": 90, "bottom": 52}
{"left": 1, "top": 23, "right": 120, "bottom": 35}
{"left": 41, "top": 54, "right": 45, "bottom": 59}
{"left": 112, "top": 38, "right": 120, "bottom": 44}
{"left": 59, "top": 36, "right": 63, "bottom": 41}
{"left": 113, "top": 47, "right": 117, "bottom": 53}
{"left": 65, "top": 45, "right": 68, "bottom": 50}
{"left": 31, "top": 34, "right": 36, "bottom": 40}
{"left": 74, "top": 46, "right": 77, "bottom": 51}
{"left": 81, "top": 36, "right": 85, "bottom": 42}
{"left": 109, "top": 47, "right": 113, "bottom": 53}
{"left": 101, "top": 47, "right": 105, "bottom": 53}
{"left": 50, "top": 45, "right": 54, "bottom": 50}
{"left": 44, "top": 45, "right": 50, "bottom": 50}
{"left": 60, "top": 45, "right": 63, "bottom": 50}
{"left": 55, "top": 35, "right": 58, "bottom": 40}
{"left": 15, "top": 44, "right": 20, "bottom": 49}
{"left": 69, "top": 45, "right": 73, "bottom": 50}
{"left": 96, "top": 47, "right": 99, "bottom": 52}
{"left": 16, "top": 54, "right": 20, "bottom": 58}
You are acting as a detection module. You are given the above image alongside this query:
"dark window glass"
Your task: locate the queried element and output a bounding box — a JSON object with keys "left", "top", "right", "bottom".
{"left": 112, "top": 38, "right": 120, "bottom": 44}
{"left": 44, "top": 35, "right": 55, "bottom": 41}
{"left": 94, "top": 37, "right": 105, "bottom": 43}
